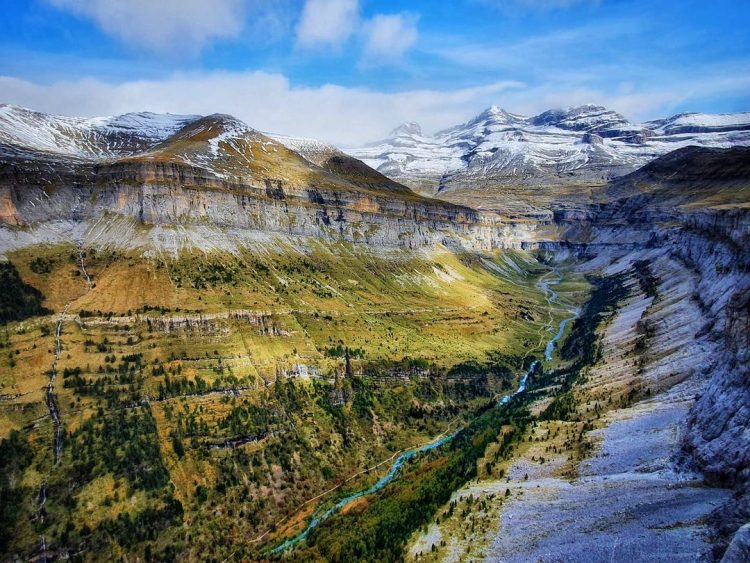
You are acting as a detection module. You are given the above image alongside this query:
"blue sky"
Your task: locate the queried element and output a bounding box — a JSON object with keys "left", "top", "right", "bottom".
{"left": 1, "top": 0, "right": 749, "bottom": 145}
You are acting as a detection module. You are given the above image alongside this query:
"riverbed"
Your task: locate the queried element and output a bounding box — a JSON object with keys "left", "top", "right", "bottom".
{"left": 272, "top": 271, "right": 578, "bottom": 554}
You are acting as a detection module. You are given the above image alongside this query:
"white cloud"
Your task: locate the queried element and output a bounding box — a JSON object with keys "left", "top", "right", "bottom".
{"left": 296, "top": 1, "right": 419, "bottom": 60}
{"left": 0, "top": 72, "right": 521, "bottom": 146}
{"left": 2, "top": 67, "right": 747, "bottom": 146}
{"left": 363, "top": 13, "right": 419, "bottom": 60}
{"left": 45, "top": 0, "right": 249, "bottom": 55}
{"left": 296, "top": 0, "right": 359, "bottom": 48}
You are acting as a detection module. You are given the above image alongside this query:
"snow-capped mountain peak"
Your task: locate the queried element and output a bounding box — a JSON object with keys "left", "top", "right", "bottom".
{"left": 439, "top": 106, "right": 527, "bottom": 136}
{"left": 646, "top": 111, "right": 750, "bottom": 135}
{"left": 99, "top": 111, "right": 200, "bottom": 138}
{"left": 390, "top": 122, "right": 423, "bottom": 137}
{"left": 471, "top": 105, "right": 525, "bottom": 124}
{"left": 346, "top": 105, "right": 750, "bottom": 195}
{"left": 531, "top": 104, "right": 629, "bottom": 131}
{"left": 0, "top": 104, "right": 200, "bottom": 159}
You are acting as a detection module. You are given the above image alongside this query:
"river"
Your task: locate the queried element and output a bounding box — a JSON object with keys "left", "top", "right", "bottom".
{"left": 271, "top": 271, "right": 579, "bottom": 554}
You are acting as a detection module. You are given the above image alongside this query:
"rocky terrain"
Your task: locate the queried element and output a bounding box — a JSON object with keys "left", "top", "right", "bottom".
{"left": 545, "top": 146, "right": 750, "bottom": 560}
{"left": 406, "top": 146, "right": 750, "bottom": 562}
{"left": 0, "top": 106, "right": 748, "bottom": 561}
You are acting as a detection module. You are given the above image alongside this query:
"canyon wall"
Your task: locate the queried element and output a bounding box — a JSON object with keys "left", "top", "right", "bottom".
{"left": 550, "top": 189, "right": 750, "bottom": 559}
{"left": 0, "top": 159, "right": 534, "bottom": 254}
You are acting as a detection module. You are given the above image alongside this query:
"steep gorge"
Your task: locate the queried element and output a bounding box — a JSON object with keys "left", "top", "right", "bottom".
{"left": 522, "top": 146, "right": 750, "bottom": 559}
{"left": 0, "top": 104, "right": 748, "bottom": 561}
{"left": 404, "top": 146, "right": 750, "bottom": 561}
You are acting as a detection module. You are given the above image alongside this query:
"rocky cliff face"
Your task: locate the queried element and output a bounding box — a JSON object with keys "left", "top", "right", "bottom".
{"left": 545, "top": 147, "right": 750, "bottom": 558}
{"left": 0, "top": 158, "right": 490, "bottom": 247}
{"left": 0, "top": 107, "right": 512, "bottom": 254}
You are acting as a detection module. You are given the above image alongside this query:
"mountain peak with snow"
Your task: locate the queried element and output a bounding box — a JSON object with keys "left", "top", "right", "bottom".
{"left": 467, "top": 105, "right": 526, "bottom": 126}
{"left": 390, "top": 122, "right": 423, "bottom": 137}
{"left": 0, "top": 104, "right": 201, "bottom": 159}
{"left": 531, "top": 104, "right": 629, "bottom": 131}
{"left": 347, "top": 105, "right": 750, "bottom": 195}
{"left": 0, "top": 104, "right": 418, "bottom": 200}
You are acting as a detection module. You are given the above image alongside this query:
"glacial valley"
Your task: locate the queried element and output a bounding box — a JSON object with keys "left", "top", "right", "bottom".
{"left": 0, "top": 105, "right": 748, "bottom": 563}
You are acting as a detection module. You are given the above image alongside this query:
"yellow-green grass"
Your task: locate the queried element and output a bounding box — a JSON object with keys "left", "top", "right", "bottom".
{"left": 0, "top": 241, "right": 582, "bottom": 559}
{"left": 0, "top": 243, "right": 571, "bottom": 437}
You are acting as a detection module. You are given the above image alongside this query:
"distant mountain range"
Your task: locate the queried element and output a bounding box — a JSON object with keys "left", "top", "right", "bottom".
{"left": 346, "top": 104, "right": 750, "bottom": 198}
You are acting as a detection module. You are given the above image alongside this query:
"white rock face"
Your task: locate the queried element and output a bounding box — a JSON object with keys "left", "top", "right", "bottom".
{"left": 565, "top": 183, "right": 750, "bottom": 558}
{"left": 347, "top": 104, "right": 750, "bottom": 193}
{"left": 722, "top": 524, "right": 750, "bottom": 563}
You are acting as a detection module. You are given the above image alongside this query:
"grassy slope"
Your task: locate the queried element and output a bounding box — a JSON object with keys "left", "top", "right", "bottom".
{"left": 0, "top": 242, "right": 575, "bottom": 561}
{"left": 126, "top": 116, "right": 439, "bottom": 205}
{"left": 601, "top": 146, "right": 750, "bottom": 210}
{"left": 282, "top": 267, "right": 599, "bottom": 562}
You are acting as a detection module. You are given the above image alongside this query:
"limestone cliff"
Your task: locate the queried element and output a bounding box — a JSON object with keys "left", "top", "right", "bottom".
{"left": 0, "top": 111, "right": 509, "bottom": 253}
{"left": 549, "top": 147, "right": 750, "bottom": 557}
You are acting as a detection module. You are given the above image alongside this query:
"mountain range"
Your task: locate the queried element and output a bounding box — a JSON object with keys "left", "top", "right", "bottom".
{"left": 347, "top": 104, "right": 750, "bottom": 213}
{"left": 0, "top": 104, "right": 496, "bottom": 255}
{"left": 1, "top": 103, "right": 749, "bottom": 562}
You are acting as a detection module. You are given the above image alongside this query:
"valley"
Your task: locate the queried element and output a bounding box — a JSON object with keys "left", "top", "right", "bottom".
{"left": 0, "top": 107, "right": 748, "bottom": 562}
{"left": 0, "top": 238, "right": 575, "bottom": 560}
{"left": 407, "top": 251, "right": 732, "bottom": 562}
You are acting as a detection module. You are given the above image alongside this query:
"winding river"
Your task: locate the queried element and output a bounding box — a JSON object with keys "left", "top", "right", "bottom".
{"left": 271, "top": 271, "right": 580, "bottom": 554}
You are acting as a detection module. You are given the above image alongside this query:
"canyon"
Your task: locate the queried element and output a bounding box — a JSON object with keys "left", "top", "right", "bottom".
{"left": 0, "top": 106, "right": 748, "bottom": 561}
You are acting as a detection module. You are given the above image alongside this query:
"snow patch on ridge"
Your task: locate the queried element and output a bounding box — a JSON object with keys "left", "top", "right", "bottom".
{"left": 0, "top": 104, "right": 200, "bottom": 160}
